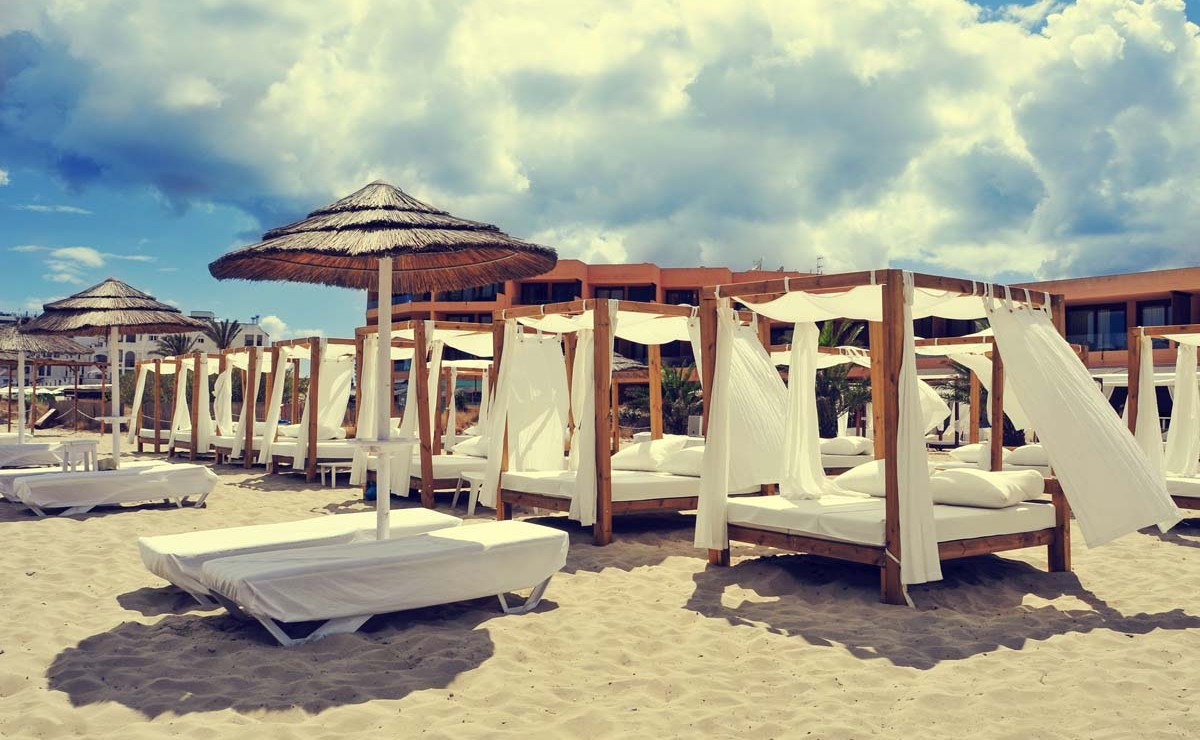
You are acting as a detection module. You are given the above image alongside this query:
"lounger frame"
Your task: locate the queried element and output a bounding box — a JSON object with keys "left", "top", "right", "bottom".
{"left": 24, "top": 490, "right": 210, "bottom": 518}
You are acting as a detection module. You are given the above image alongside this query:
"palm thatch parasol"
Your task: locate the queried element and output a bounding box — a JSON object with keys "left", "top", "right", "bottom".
{"left": 0, "top": 326, "right": 90, "bottom": 443}
{"left": 209, "top": 180, "right": 557, "bottom": 538}
{"left": 21, "top": 279, "right": 209, "bottom": 465}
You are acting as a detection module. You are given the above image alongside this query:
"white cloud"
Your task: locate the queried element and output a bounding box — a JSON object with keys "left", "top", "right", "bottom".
{"left": 0, "top": 168, "right": 8, "bottom": 186}
{"left": 2, "top": 0, "right": 1200, "bottom": 281}
{"left": 10, "top": 245, "right": 155, "bottom": 284}
{"left": 258, "top": 315, "right": 287, "bottom": 340}
{"left": 13, "top": 204, "right": 92, "bottom": 214}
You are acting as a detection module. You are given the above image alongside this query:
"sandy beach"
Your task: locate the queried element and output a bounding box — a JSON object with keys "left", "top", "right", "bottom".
{"left": 0, "top": 435, "right": 1197, "bottom": 739}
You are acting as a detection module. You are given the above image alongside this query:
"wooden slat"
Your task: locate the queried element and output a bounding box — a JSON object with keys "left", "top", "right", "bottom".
{"left": 726, "top": 524, "right": 887, "bottom": 566}
{"left": 1141, "top": 323, "right": 1200, "bottom": 338}
{"left": 612, "top": 496, "right": 697, "bottom": 514}
{"left": 990, "top": 347, "right": 1005, "bottom": 471}
{"left": 1172, "top": 495, "right": 1200, "bottom": 511}
{"left": 969, "top": 371, "right": 981, "bottom": 444}
{"left": 1049, "top": 487, "right": 1072, "bottom": 571}
{"left": 413, "top": 320, "right": 435, "bottom": 508}
{"left": 648, "top": 344, "right": 663, "bottom": 440}
{"left": 500, "top": 489, "right": 571, "bottom": 513}
{"left": 701, "top": 270, "right": 881, "bottom": 300}
{"left": 243, "top": 348, "right": 258, "bottom": 468}
{"left": 938, "top": 529, "right": 1055, "bottom": 560}
{"left": 152, "top": 359, "right": 162, "bottom": 453}
{"left": 594, "top": 301, "right": 614, "bottom": 545}
{"left": 868, "top": 322, "right": 885, "bottom": 459}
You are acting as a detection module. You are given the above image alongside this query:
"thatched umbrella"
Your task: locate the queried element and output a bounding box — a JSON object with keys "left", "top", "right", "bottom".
{"left": 0, "top": 326, "right": 89, "bottom": 443}
{"left": 210, "top": 181, "right": 556, "bottom": 538}
{"left": 20, "top": 279, "right": 209, "bottom": 465}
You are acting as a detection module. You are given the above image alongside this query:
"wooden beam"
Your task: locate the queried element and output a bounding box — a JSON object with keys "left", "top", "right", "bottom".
{"left": 868, "top": 322, "right": 886, "bottom": 458}
{"left": 968, "top": 371, "right": 981, "bottom": 444}
{"left": 878, "top": 277, "right": 905, "bottom": 605}
{"left": 152, "top": 359, "right": 162, "bottom": 453}
{"left": 648, "top": 344, "right": 663, "bottom": 439}
{"left": 1127, "top": 327, "right": 1142, "bottom": 434}
{"left": 305, "top": 338, "right": 321, "bottom": 482}
{"left": 1049, "top": 487, "right": 1072, "bottom": 572}
{"left": 244, "top": 348, "right": 258, "bottom": 468}
{"left": 727, "top": 524, "right": 887, "bottom": 566}
{"left": 699, "top": 295, "right": 718, "bottom": 434}
{"left": 990, "top": 348, "right": 1005, "bottom": 471}
{"left": 1141, "top": 323, "right": 1200, "bottom": 338}
{"left": 433, "top": 367, "right": 448, "bottom": 455}
{"left": 413, "top": 320, "right": 435, "bottom": 508}
{"left": 189, "top": 351, "right": 202, "bottom": 461}
{"left": 594, "top": 301, "right": 614, "bottom": 545}
{"left": 290, "top": 358, "right": 301, "bottom": 424}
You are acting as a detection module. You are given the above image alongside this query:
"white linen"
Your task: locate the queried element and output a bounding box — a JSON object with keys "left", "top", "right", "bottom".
{"left": 819, "top": 436, "right": 873, "bottom": 456}
{"left": 986, "top": 295, "right": 1180, "bottom": 544}
{"left": 1133, "top": 336, "right": 1165, "bottom": 473}
{"left": 611, "top": 435, "right": 688, "bottom": 472}
{"left": 780, "top": 323, "right": 838, "bottom": 500}
{"left": 725, "top": 495, "right": 1056, "bottom": 547}
{"left": 1163, "top": 343, "right": 1199, "bottom": 475}
{"left": 0, "top": 443, "right": 63, "bottom": 469}
{"left": 257, "top": 357, "right": 291, "bottom": 465}
{"left": 444, "top": 367, "right": 459, "bottom": 452}
{"left": 168, "top": 361, "right": 191, "bottom": 448}
{"left": 0, "top": 459, "right": 164, "bottom": 498}
{"left": 9, "top": 463, "right": 217, "bottom": 514}
{"left": 290, "top": 340, "right": 355, "bottom": 471}
{"left": 821, "top": 453, "right": 875, "bottom": 470}
{"left": 1166, "top": 476, "right": 1200, "bottom": 500}
{"left": 928, "top": 468, "right": 1045, "bottom": 508}
{"left": 567, "top": 324, "right": 600, "bottom": 525}
{"left": 139, "top": 509, "right": 462, "bottom": 598}
{"left": 199, "top": 521, "right": 568, "bottom": 624}
{"left": 1007, "top": 444, "right": 1049, "bottom": 466}
{"left": 213, "top": 366, "right": 235, "bottom": 436}
{"left": 659, "top": 446, "right": 704, "bottom": 477}
{"left": 502, "top": 469, "right": 738, "bottom": 502}
{"left": 230, "top": 348, "right": 263, "bottom": 460}
{"left": 125, "top": 364, "right": 150, "bottom": 444}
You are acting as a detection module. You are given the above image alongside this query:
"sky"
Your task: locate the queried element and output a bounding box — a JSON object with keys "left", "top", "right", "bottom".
{"left": 2, "top": 0, "right": 1199, "bottom": 341}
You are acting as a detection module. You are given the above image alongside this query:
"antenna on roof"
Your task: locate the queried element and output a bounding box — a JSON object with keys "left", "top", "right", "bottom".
{"left": 751, "top": 258, "right": 763, "bottom": 271}
{"left": 814, "top": 255, "right": 825, "bottom": 274}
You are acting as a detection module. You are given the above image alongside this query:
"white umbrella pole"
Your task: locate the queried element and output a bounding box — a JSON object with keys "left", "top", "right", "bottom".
{"left": 376, "top": 257, "right": 393, "bottom": 540}
{"left": 16, "top": 349, "right": 26, "bottom": 444}
{"left": 110, "top": 325, "right": 121, "bottom": 467}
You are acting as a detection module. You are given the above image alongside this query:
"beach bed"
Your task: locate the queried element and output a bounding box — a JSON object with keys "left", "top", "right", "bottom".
{"left": 5, "top": 463, "right": 217, "bottom": 517}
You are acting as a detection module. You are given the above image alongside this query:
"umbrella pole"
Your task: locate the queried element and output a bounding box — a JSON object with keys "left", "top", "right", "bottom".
{"left": 110, "top": 326, "right": 121, "bottom": 467}
{"left": 376, "top": 257, "right": 393, "bottom": 540}
{"left": 17, "top": 349, "right": 26, "bottom": 444}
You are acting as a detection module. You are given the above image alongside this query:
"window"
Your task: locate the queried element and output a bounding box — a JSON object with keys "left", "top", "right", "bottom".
{"left": 244, "top": 336, "right": 255, "bottom": 346}
{"left": 1139, "top": 300, "right": 1172, "bottom": 348}
{"left": 148, "top": 335, "right": 158, "bottom": 341}
{"left": 519, "top": 282, "right": 580, "bottom": 305}
{"left": 394, "top": 292, "right": 431, "bottom": 304}
{"left": 124, "top": 334, "right": 136, "bottom": 343}
{"left": 944, "top": 319, "right": 982, "bottom": 337}
{"left": 256, "top": 335, "right": 263, "bottom": 346}
{"left": 446, "top": 313, "right": 476, "bottom": 323}
{"left": 594, "top": 286, "right": 624, "bottom": 300}
{"left": 770, "top": 326, "right": 793, "bottom": 346}
{"left": 626, "top": 285, "right": 655, "bottom": 302}
{"left": 664, "top": 289, "right": 699, "bottom": 306}
{"left": 124, "top": 351, "right": 135, "bottom": 368}
{"left": 440, "top": 283, "right": 501, "bottom": 302}
{"left": 1066, "top": 304, "right": 1127, "bottom": 351}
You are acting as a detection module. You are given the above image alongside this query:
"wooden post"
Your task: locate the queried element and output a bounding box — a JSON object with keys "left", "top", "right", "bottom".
{"left": 989, "top": 349, "right": 1005, "bottom": 471}
{"left": 756, "top": 317, "right": 772, "bottom": 350}
{"left": 868, "top": 322, "right": 886, "bottom": 458}
{"left": 433, "top": 367, "right": 448, "bottom": 455}
{"left": 611, "top": 380, "right": 621, "bottom": 452}
{"left": 594, "top": 300, "right": 614, "bottom": 545}
{"left": 264, "top": 347, "right": 278, "bottom": 424}
{"left": 244, "top": 349, "right": 258, "bottom": 468}
{"left": 492, "top": 319, "right": 511, "bottom": 521}
{"left": 413, "top": 321, "right": 435, "bottom": 507}
{"left": 490, "top": 320, "right": 505, "bottom": 395}
{"left": 189, "top": 351, "right": 202, "bottom": 461}
{"left": 1049, "top": 484, "right": 1072, "bottom": 572}
{"left": 878, "top": 272, "right": 905, "bottom": 606}
{"left": 699, "top": 295, "right": 718, "bottom": 434}
{"left": 1127, "top": 327, "right": 1141, "bottom": 434}
{"left": 73, "top": 366, "right": 80, "bottom": 433}
{"left": 648, "top": 344, "right": 663, "bottom": 439}
{"left": 152, "top": 359, "right": 162, "bottom": 453}
{"left": 564, "top": 332, "right": 577, "bottom": 438}
{"left": 99, "top": 367, "right": 106, "bottom": 436}
{"left": 28, "top": 362, "right": 37, "bottom": 431}
{"left": 305, "top": 338, "right": 321, "bottom": 482}
{"left": 353, "top": 332, "right": 365, "bottom": 434}
{"left": 968, "top": 371, "right": 981, "bottom": 444}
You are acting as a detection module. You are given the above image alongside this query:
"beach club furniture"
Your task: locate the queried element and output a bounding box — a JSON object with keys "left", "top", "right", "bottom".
{"left": 317, "top": 461, "right": 353, "bottom": 487}
{"left": 1126, "top": 324, "right": 1200, "bottom": 511}
{"left": 0, "top": 459, "right": 167, "bottom": 500}
{"left": 59, "top": 438, "right": 99, "bottom": 471}
{"left": 6, "top": 462, "right": 217, "bottom": 517}
{"left": 197, "top": 520, "right": 568, "bottom": 646}
{"left": 694, "top": 269, "right": 1180, "bottom": 605}
{"left": 139, "top": 508, "right": 463, "bottom": 605}
{"left": 0, "top": 441, "right": 63, "bottom": 469}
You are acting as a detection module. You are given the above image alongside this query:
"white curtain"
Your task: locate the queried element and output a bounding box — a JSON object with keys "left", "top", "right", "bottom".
{"left": 196, "top": 355, "right": 215, "bottom": 453}
{"left": 257, "top": 358, "right": 291, "bottom": 464}
{"left": 687, "top": 315, "right": 704, "bottom": 386}
{"left": 291, "top": 341, "right": 355, "bottom": 470}
{"left": 1163, "top": 342, "right": 1199, "bottom": 475}
{"left": 952, "top": 353, "right": 1034, "bottom": 432}
{"left": 444, "top": 367, "right": 459, "bottom": 451}
{"left": 351, "top": 335, "right": 379, "bottom": 486}
{"left": 230, "top": 348, "right": 263, "bottom": 459}
{"left": 779, "top": 322, "right": 840, "bottom": 499}
{"left": 168, "top": 361, "right": 191, "bottom": 447}
{"left": 568, "top": 327, "right": 598, "bottom": 524}
{"left": 478, "top": 367, "right": 491, "bottom": 429}
{"left": 213, "top": 366, "right": 235, "bottom": 436}
{"left": 1133, "top": 336, "right": 1165, "bottom": 474}
{"left": 481, "top": 322, "right": 521, "bottom": 508}
{"left": 986, "top": 297, "right": 1179, "bottom": 544}
{"left": 125, "top": 365, "right": 150, "bottom": 444}
{"left": 695, "top": 305, "right": 738, "bottom": 550}
{"left": 896, "top": 273, "right": 941, "bottom": 585}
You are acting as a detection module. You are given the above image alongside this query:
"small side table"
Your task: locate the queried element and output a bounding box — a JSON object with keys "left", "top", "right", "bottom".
{"left": 453, "top": 470, "right": 486, "bottom": 516}
{"left": 60, "top": 439, "right": 99, "bottom": 472}
{"left": 318, "top": 461, "right": 353, "bottom": 488}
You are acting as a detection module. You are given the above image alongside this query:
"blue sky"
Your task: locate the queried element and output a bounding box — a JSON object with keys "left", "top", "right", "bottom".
{"left": 2, "top": 0, "right": 1199, "bottom": 340}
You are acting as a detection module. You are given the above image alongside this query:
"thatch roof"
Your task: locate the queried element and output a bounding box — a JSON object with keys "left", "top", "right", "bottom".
{"left": 612, "top": 353, "right": 648, "bottom": 374}
{"left": 208, "top": 181, "right": 558, "bottom": 292}
{"left": 0, "top": 325, "right": 90, "bottom": 356}
{"left": 20, "top": 278, "right": 210, "bottom": 336}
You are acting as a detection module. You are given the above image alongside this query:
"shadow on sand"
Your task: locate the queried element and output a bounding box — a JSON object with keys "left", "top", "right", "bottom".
{"left": 683, "top": 549, "right": 1200, "bottom": 670}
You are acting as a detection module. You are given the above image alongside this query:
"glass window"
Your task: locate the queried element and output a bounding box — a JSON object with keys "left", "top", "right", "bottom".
{"left": 626, "top": 285, "right": 655, "bottom": 302}
{"left": 244, "top": 336, "right": 255, "bottom": 346}
{"left": 594, "top": 286, "right": 625, "bottom": 300}
{"left": 441, "top": 283, "right": 501, "bottom": 302}
{"left": 1066, "top": 304, "right": 1127, "bottom": 351}
{"left": 664, "top": 289, "right": 699, "bottom": 306}
{"left": 1139, "top": 300, "right": 1172, "bottom": 348}
{"left": 519, "top": 283, "right": 549, "bottom": 304}
{"left": 551, "top": 282, "right": 580, "bottom": 302}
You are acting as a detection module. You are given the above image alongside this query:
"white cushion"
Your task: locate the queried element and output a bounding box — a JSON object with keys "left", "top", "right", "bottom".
{"left": 658, "top": 446, "right": 704, "bottom": 477}
{"left": 1007, "top": 444, "right": 1049, "bottom": 466}
{"left": 929, "top": 468, "right": 1044, "bottom": 509}
{"left": 611, "top": 435, "right": 689, "bottom": 472}
{"left": 835, "top": 459, "right": 887, "bottom": 497}
{"left": 948, "top": 443, "right": 1010, "bottom": 464}
{"left": 819, "top": 436, "right": 872, "bottom": 456}
{"left": 462, "top": 425, "right": 480, "bottom": 437}
{"left": 276, "top": 424, "right": 345, "bottom": 440}
{"left": 452, "top": 435, "right": 490, "bottom": 458}
{"left": 276, "top": 425, "right": 300, "bottom": 438}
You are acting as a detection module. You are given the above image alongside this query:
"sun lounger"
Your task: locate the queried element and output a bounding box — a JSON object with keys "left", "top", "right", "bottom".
{"left": 0, "top": 459, "right": 165, "bottom": 500}
{"left": 1167, "top": 476, "right": 1200, "bottom": 510}
{"left": 139, "top": 509, "right": 463, "bottom": 604}
{"left": 820, "top": 453, "right": 875, "bottom": 473}
{"left": 0, "top": 442, "right": 63, "bottom": 469}
{"left": 199, "top": 520, "right": 569, "bottom": 646}
{"left": 7, "top": 463, "right": 217, "bottom": 517}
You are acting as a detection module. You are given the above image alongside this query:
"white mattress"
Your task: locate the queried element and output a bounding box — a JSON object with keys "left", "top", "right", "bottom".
{"left": 0, "top": 459, "right": 165, "bottom": 499}
{"left": 500, "top": 469, "right": 739, "bottom": 502}
{"left": 933, "top": 460, "right": 1053, "bottom": 477}
{"left": 269, "top": 438, "right": 357, "bottom": 461}
{"left": 0, "top": 443, "right": 63, "bottom": 469}
{"left": 200, "top": 520, "right": 569, "bottom": 623}
{"left": 0, "top": 432, "right": 17, "bottom": 444}
{"left": 9, "top": 463, "right": 218, "bottom": 514}
{"left": 422, "top": 454, "right": 488, "bottom": 479}
{"left": 725, "top": 495, "right": 1056, "bottom": 547}
{"left": 1167, "top": 476, "right": 1200, "bottom": 499}
{"left": 139, "top": 509, "right": 462, "bottom": 598}
{"left": 210, "top": 434, "right": 265, "bottom": 450}
{"left": 138, "top": 428, "right": 169, "bottom": 439}
{"left": 821, "top": 454, "right": 874, "bottom": 470}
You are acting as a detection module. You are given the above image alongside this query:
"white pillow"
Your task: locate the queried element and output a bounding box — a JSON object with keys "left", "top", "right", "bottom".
{"left": 929, "top": 468, "right": 1044, "bottom": 509}
{"left": 1007, "top": 444, "right": 1049, "bottom": 466}
{"left": 820, "top": 436, "right": 873, "bottom": 456}
{"left": 453, "top": 435, "right": 490, "bottom": 458}
{"left": 462, "top": 425, "right": 480, "bottom": 437}
{"left": 317, "top": 425, "right": 346, "bottom": 440}
{"left": 947, "top": 443, "right": 1010, "bottom": 463}
{"left": 835, "top": 459, "right": 887, "bottom": 497}
{"left": 658, "top": 446, "right": 704, "bottom": 477}
{"left": 611, "top": 435, "right": 689, "bottom": 472}
{"left": 276, "top": 425, "right": 299, "bottom": 438}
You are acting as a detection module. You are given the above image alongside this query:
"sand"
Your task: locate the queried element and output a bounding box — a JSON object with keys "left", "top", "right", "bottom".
{"left": 0, "top": 432, "right": 1197, "bottom": 738}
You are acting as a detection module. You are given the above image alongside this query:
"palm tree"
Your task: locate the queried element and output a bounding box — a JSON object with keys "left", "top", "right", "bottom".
{"left": 204, "top": 318, "right": 242, "bottom": 350}
{"left": 624, "top": 363, "right": 703, "bottom": 435}
{"left": 814, "top": 319, "right": 870, "bottom": 438}
{"left": 153, "top": 333, "right": 198, "bottom": 357}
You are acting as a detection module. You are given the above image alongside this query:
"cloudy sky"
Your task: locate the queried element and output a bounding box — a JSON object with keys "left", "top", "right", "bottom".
{"left": 2, "top": 0, "right": 1198, "bottom": 339}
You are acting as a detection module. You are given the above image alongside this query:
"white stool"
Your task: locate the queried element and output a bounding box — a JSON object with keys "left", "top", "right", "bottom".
{"left": 452, "top": 470, "right": 486, "bottom": 516}
{"left": 318, "top": 461, "right": 352, "bottom": 488}
{"left": 60, "top": 439, "right": 99, "bottom": 472}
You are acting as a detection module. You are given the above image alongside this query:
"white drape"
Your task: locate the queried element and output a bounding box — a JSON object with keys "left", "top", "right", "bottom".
{"left": 230, "top": 348, "right": 262, "bottom": 459}
{"left": 351, "top": 335, "right": 380, "bottom": 486}
{"left": 196, "top": 355, "right": 215, "bottom": 453}
{"left": 478, "top": 367, "right": 490, "bottom": 429}
{"left": 896, "top": 273, "right": 942, "bottom": 585}
{"left": 213, "top": 366, "right": 234, "bottom": 436}
{"left": 291, "top": 341, "right": 355, "bottom": 470}
{"left": 125, "top": 365, "right": 150, "bottom": 444}
{"left": 687, "top": 315, "right": 703, "bottom": 385}
{"left": 1163, "top": 342, "right": 1199, "bottom": 475}
{"left": 444, "top": 367, "right": 459, "bottom": 451}
{"left": 952, "top": 353, "right": 1033, "bottom": 432}
{"left": 569, "top": 328, "right": 599, "bottom": 525}
{"left": 257, "top": 360, "right": 290, "bottom": 465}
{"left": 1133, "top": 336, "right": 1165, "bottom": 474}
{"left": 168, "top": 362, "right": 191, "bottom": 447}
{"left": 780, "top": 322, "right": 841, "bottom": 499}
{"left": 986, "top": 298, "right": 1179, "bottom": 544}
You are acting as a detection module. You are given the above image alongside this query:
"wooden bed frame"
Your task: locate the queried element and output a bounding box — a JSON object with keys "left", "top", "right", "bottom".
{"left": 132, "top": 357, "right": 170, "bottom": 453}
{"left": 698, "top": 269, "right": 1073, "bottom": 604}
{"left": 490, "top": 298, "right": 694, "bottom": 545}
{"left": 1127, "top": 323, "right": 1200, "bottom": 511}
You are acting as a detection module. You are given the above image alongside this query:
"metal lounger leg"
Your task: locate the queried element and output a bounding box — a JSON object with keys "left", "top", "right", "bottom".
{"left": 451, "top": 477, "right": 464, "bottom": 509}
{"left": 497, "top": 576, "right": 553, "bottom": 615}
{"left": 59, "top": 505, "right": 95, "bottom": 517}
{"left": 254, "top": 614, "right": 372, "bottom": 647}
